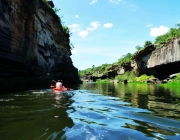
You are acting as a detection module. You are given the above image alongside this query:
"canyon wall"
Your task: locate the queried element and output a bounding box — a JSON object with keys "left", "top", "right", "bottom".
{"left": 0, "top": 0, "right": 80, "bottom": 92}
{"left": 132, "top": 38, "right": 180, "bottom": 77}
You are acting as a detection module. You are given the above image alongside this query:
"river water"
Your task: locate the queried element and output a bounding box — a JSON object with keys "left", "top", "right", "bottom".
{"left": 0, "top": 83, "right": 180, "bottom": 140}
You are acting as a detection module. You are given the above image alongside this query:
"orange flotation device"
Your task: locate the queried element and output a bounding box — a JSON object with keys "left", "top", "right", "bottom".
{"left": 52, "top": 87, "right": 70, "bottom": 92}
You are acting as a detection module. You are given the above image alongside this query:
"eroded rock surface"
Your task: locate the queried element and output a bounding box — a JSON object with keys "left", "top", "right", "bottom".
{"left": 0, "top": 0, "right": 80, "bottom": 92}
{"left": 132, "top": 38, "right": 180, "bottom": 77}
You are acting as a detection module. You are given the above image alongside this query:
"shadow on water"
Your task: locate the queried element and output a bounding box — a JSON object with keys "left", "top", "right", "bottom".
{"left": 0, "top": 89, "right": 75, "bottom": 140}
{"left": 1, "top": 83, "right": 180, "bottom": 140}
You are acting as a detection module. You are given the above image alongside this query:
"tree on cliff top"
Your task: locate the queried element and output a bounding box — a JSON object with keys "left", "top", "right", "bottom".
{"left": 135, "top": 45, "right": 143, "bottom": 52}
{"left": 144, "top": 40, "right": 152, "bottom": 48}
{"left": 155, "top": 24, "right": 180, "bottom": 48}
{"left": 117, "top": 53, "right": 133, "bottom": 65}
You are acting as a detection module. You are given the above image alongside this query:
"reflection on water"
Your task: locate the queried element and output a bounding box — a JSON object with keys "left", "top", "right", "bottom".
{"left": 0, "top": 83, "right": 180, "bottom": 140}
{"left": 81, "top": 83, "right": 180, "bottom": 120}
{"left": 0, "top": 90, "right": 74, "bottom": 140}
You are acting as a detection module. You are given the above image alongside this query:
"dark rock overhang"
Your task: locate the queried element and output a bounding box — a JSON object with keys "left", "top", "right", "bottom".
{"left": 133, "top": 45, "right": 155, "bottom": 60}
{"left": 48, "top": 0, "right": 54, "bottom": 8}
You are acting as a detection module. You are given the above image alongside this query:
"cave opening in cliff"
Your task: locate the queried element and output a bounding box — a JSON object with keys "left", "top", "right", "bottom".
{"left": 154, "top": 61, "right": 180, "bottom": 78}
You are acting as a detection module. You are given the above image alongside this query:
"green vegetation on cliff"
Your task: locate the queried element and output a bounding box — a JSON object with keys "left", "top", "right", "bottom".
{"left": 96, "top": 79, "right": 111, "bottom": 83}
{"left": 115, "top": 71, "right": 136, "bottom": 82}
{"left": 136, "top": 74, "right": 154, "bottom": 82}
{"left": 155, "top": 24, "right": 180, "bottom": 48}
{"left": 144, "top": 40, "right": 153, "bottom": 48}
{"left": 41, "top": 0, "right": 73, "bottom": 49}
{"left": 79, "top": 63, "right": 111, "bottom": 78}
{"left": 173, "top": 73, "right": 180, "bottom": 82}
{"left": 117, "top": 53, "right": 133, "bottom": 65}
{"left": 79, "top": 53, "right": 133, "bottom": 78}
{"left": 134, "top": 24, "right": 180, "bottom": 51}
{"left": 158, "top": 74, "right": 180, "bottom": 95}
{"left": 79, "top": 24, "right": 180, "bottom": 83}
{"left": 115, "top": 72, "right": 154, "bottom": 83}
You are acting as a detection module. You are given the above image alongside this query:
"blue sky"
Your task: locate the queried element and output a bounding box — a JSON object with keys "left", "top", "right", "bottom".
{"left": 52, "top": 0, "right": 180, "bottom": 70}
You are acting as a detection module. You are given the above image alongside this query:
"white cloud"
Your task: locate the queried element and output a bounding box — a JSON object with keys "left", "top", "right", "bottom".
{"left": 146, "top": 24, "right": 152, "bottom": 27}
{"left": 75, "top": 15, "right": 79, "bottom": 18}
{"left": 69, "top": 24, "right": 81, "bottom": 32}
{"left": 87, "top": 27, "right": 94, "bottom": 31}
{"left": 104, "top": 23, "right": 113, "bottom": 28}
{"left": 90, "top": 21, "right": 101, "bottom": 29}
{"left": 150, "top": 25, "right": 170, "bottom": 37}
{"left": 87, "top": 21, "right": 101, "bottom": 31}
{"left": 90, "top": 0, "right": 97, "bottom": 4}
{"left": 78, "top": 30, "right": 89, "bottom": 38}
{"left": 110, "top": 0, "right": 121, "bottom": 4}
{"left": 69, "top": 22, "right": 100, "bottom": 38}
{"left": 71, "top": 49, "right": 80, "bottom": 56}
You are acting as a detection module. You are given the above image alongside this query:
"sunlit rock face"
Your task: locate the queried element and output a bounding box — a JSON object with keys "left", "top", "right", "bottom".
{"left": 117, "top": 63, "right": 132, "bottom": 75}
{"left": 0, "top": 0, "right": 79, "bottom": 91}
{"left": 148, "top": 38, "right": 180, "bottom": 67}
{"left": 117, "top": 67, "right": 125, "bottom": 75}
{"left": 132, "top": 38, "right": 180, "bottom": 77}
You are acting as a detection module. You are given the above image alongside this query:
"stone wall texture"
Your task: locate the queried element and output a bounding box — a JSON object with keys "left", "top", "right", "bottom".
{"left": 148, "top": 38, "right": 180, "bottom": 67}
{"left": 132, "top": 38, "right": 180, "bottom": 76}
{"left": 0, "top": 0, "right": 80, "bottom": 92}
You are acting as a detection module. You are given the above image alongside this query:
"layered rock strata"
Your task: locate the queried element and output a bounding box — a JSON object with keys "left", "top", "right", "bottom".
{"left": 132, "top": 38, "right": 180, "bottom": 77}
{"left": 0, "top": 0, "right": 80, "bottom": 92}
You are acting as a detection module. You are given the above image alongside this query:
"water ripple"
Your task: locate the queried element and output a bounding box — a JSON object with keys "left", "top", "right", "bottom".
{"left": 65, "top": 90, "right": 180, "bottom": 140}
{"left": 1, "top": 87, "right": 180, "bottom": 140}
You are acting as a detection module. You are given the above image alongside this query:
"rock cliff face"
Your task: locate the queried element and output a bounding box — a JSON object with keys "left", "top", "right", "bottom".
{"left": 0, "top": 0, "right": 80, "bottom": 92}
{"left": 132, "top": 38, "right": 180, "bottom": 77}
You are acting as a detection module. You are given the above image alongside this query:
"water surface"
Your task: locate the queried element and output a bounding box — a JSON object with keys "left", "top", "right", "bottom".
{"left": 0, "top": 83, "right": 180, "bottom": 140}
